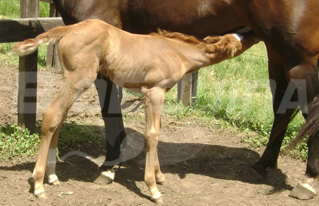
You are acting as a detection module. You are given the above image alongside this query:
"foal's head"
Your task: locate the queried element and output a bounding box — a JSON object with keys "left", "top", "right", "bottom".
{"left": 154, "top": 30, "right": 257, "bottom": 61}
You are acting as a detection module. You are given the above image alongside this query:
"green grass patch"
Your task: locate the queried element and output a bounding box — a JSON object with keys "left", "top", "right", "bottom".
{"left": 0, "top": 121, "right": 104, "bottom": 160}
{"left": 0, "top": 0, "right": 50, "bottom": 67}
{"left": 58, "top": 121, "right": 103, "bottom": 152}
{"left": 0, "top": 124, "right": 40, "bottom": 159}
{"left": 163, "top": 42, "right": 307, "bottom": 158}
{"left": 0, "top": 0, "right": 49, "bottom": 19}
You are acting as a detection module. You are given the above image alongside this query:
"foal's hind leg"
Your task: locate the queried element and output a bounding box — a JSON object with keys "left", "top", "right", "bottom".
{"left": 45, "top": 110, "right": 71, "bottom": 186}
{"left": 142, "top": 87, "right": 166, "bottom": 203}
{"left": 32, "top": 71, "right": 97, "bottom": 198}
{"left": 45, "top": 125, "right": 62, "bottom": 186}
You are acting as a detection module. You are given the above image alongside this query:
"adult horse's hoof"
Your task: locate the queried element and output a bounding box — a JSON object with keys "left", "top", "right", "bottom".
{"left": 91, "top": 169, "right": 114, "bottom": 185}
{"left": 48, "top": 174, "right": 60, "bottom": 185}
{"left": 242, "top": 167, "right": 265, "bottom": 182}
{"left": 289, "top": 175, "right": 317, "bottom": 200}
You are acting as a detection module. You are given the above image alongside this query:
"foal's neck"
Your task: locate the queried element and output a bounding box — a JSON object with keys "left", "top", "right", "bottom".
{"left": 178, "top": 44, "right": 211, "bottom": 74}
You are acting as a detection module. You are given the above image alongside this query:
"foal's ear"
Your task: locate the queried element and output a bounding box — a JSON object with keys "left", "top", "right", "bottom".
{"left": 203, "top": 36, "right": 222, "bottom": 44}
{"left": 223, "top": 45, "right": 237, "bottom": 58}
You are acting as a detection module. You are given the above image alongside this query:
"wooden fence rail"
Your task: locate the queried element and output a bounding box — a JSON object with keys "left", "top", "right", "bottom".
{"left": 0, "top": 17, "right": 64, "bottom": 43}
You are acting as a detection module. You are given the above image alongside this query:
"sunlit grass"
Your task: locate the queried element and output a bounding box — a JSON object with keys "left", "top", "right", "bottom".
{"left": 0, "top": 0, "right": 50, "bottom": 67}
{"left": 164, "top": 42, "right": 305, "bottom": 155}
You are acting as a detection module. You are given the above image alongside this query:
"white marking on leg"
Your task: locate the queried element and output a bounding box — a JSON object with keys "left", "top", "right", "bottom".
{"left": 151, "top": 187, "right": 162, "bottom": 199}
{"left": 46, "top": 148, "right": 58, "bottom": 184}
{"left": 299, "top": 175, "right": 317, "bottom": 194}
{"left": 232, "top": 33, "right": 244, "bottom": 41}
{"left": 34, "top": 186, "right": 45, "bottom": 196}
{"left": 101, "top": 169, "right": 115, "bottom": 181}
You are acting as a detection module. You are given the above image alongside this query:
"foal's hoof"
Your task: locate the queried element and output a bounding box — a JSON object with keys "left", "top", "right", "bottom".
{"left": 35, "top": 191, "right": 48, "bottom": 199}
{"left": 289, "top": 177, "right": 317, "bottom": 200}
{"left": 156, "top": 175, "right": 165, "bottom": 185}
{"left": 91, "top": 170, "right": 114, "bottom": 185}
{"left": 156, "top": 180, "right": 165, "bottom": 185}
{"left": 152, "top": 196, "right": 163, "bottom": 204}
{"left": 242, "top": 167, "right": 265, "bottom": 182}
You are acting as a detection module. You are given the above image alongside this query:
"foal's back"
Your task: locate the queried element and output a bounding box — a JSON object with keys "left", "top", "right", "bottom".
{"left": 58, "top": 20, "right": 205, "bottom": 90}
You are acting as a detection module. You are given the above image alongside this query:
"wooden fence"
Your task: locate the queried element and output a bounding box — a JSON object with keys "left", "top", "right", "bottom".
{"left": 0, "top": 0, "right": 197, "bottom": 133}
{"left": 0, "top": 0, "right": 64, "bottom": 133}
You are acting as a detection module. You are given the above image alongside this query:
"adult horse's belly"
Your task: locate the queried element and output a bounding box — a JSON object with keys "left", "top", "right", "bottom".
{"left": 121, "top": 0, "right": 246, "bottom": 37}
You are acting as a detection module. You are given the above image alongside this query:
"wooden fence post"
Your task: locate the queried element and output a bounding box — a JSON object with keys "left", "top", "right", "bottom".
{"left": 46, "top": 1, "right": 61, "bottom": 69}
{"left": 177, "top": 71, "right": 198, "bottom": 107}
{"left": 18, "top": 0, "right": 39, "bottom": 133}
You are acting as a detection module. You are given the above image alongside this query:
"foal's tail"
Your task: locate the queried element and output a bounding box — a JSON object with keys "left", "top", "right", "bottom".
{"left": 9, "top": 25, "right": 71, "bottom": 56}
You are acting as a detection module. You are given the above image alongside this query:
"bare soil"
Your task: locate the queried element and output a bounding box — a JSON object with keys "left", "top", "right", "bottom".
{"left": 0, "top": 63, "right": 318, "bottom": 205}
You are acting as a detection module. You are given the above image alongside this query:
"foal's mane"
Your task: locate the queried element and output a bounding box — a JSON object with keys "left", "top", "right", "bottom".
{"left": 152, "top": 29, "right": 216, "bottom": 53}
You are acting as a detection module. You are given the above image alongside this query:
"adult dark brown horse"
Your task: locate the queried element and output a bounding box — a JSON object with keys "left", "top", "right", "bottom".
{"left": 52, "top": 0, "right": 319, "bottom": 200}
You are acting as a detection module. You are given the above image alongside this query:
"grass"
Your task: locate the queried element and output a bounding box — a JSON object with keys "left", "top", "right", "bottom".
{"left": 0, "top": 122, "right": 104, "bottom": 160}
{"left": 0, "top": 0, "right": 50, "bottom": 68}
{"left": 0, "top": 0, "right": 49, "bottom": 18}
{"left": 0, "top": 124, "right": 40, "bottom": 158}
{"left": 163, "top": 42, "right": 306, "bottom": 157}
{"left": 0, "top": 2, "right": 307, "bottom": 160}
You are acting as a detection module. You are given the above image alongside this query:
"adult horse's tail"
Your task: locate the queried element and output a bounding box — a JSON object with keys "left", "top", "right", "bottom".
{"left": 288, "top": 96, "right": 319, "bottom": 149}
{"left": 9, "top": 25, "right": 72, "bottom": 56}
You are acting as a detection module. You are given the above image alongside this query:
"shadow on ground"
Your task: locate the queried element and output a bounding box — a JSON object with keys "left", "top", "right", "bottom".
{"left": 0, "top": 123, "right": 293, "bottom": 202}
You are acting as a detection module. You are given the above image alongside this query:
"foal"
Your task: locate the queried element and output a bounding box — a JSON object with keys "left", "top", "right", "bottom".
{"left": 10, "top": 19, "right": 259, "bottom": 203}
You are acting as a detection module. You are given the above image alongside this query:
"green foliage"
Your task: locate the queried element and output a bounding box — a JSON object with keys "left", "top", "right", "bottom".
{"left": 39, "top": 1, "right": 50, "bottom": 17}
{"left": 0, "top": 121, "right": 103, "bottom": 159}
{"left": 164, "top": 42, "right": 307, "bottom": 158}
{"left": 0, "top": 0, "right": 49, "bottom": 18}
{"left": 0, "top": 0, "right": 50, "bottom": 67}
{"left": 58, "top": 121, "right": 101, "bottom": 151}
{"left": 0, "top": 124, "right": 40, "bottom": 159}
{"left": 0, "top": 0, "right": 20, "bottom": 19}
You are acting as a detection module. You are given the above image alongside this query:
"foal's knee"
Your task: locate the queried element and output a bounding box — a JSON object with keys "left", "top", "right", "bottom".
{"left": 145, "top": 130, "right": 160, "bottom": 148}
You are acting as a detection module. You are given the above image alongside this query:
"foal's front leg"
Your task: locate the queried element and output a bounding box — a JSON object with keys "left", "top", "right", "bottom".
{"left": 142, "top": 87, "right": 166, "bottom": 203}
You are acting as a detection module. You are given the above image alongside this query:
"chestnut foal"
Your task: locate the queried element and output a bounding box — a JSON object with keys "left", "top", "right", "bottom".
{"left": 10, "top": 19, "right": 259, "bottom": 203}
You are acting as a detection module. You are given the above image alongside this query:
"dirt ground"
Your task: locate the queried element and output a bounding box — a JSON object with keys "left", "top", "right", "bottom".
{"left": 0, "top": 63, "right": 318, "bottom": 205}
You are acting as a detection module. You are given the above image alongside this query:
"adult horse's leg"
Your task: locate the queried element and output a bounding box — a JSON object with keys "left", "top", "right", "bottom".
{"left": 290, "top": 132, "right": 319, "bottom": 199}
{"left": 244, "top": 47, "right": 297, "bottom": 181}
{"left": 91, "top": 75, "right": 126, "bottom": 184}
{"left": 247, "top": 44, "right": 319, "bottom": 198}
{"left": 288, "top": 58, "right": 319, "bottom": 199}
